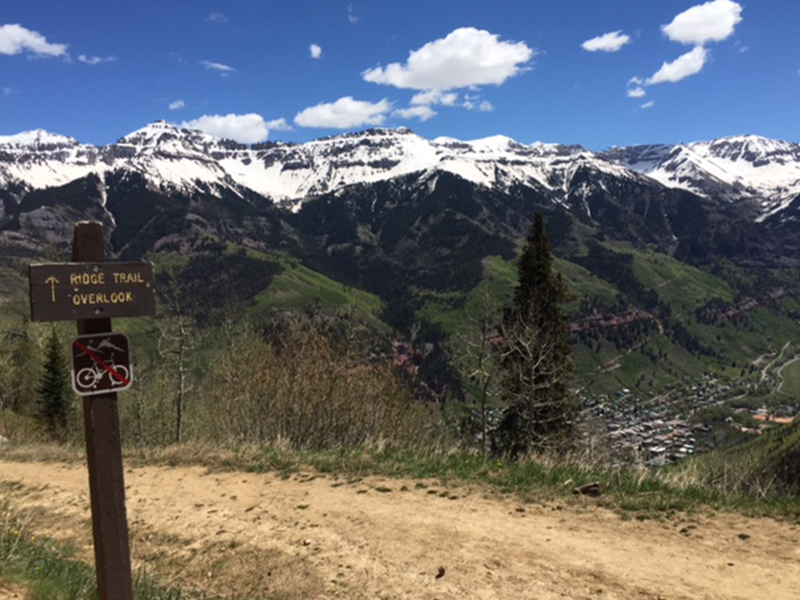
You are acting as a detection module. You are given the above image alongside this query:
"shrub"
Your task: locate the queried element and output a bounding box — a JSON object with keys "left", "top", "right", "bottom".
{"left": 190, "top": 321, "right": 445, "bottom": 450}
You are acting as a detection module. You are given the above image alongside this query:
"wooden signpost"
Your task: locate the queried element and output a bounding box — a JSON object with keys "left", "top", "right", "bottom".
{"left": 29, "top": 221, "right": 156, "bottom": 600}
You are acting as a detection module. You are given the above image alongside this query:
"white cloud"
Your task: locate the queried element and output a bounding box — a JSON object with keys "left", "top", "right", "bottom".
{"left": 462, "top": 96, "right": 495, "bottom": 112}
{"left": 3, "top": 87, "right": 18, "bottom": 96}
{"left": 78, "top": 54, "right": 116, "bottom": 65}
{"left": 347, "top": 4, "right": 359, "bottom": 25}
{"left": 646, "top": 46, "right": 708, "bottom": 85}
{"left": 294, "top": 97, "right": 392, "bottom": 129}
{"left": 392, "top": 106, "right": 437, "bottom": 122}
{"left": 410, "top": 89, "right": 458, "bottom": 106}
{"left": 581, "top": 31, "right": 631, "bottom": 53}
{"left": 626, "top": 76, "right": 647, "bottom": 98}
{"left": 266, "top": 118, "right": 292, "bottom": 131}
{"left": 200, "top": 60, "right": 236, "bottom": 75}
{"left": 0, "top": 23, "right": 67, "bottom": 57}
{"left": 309, "top": 44, "right": 322, "bottom": 59}
{"left": 180, "top": 113, "right": 272, "bottom": 144}
{"left": 662, "top": 0, "right": 742, "bottom": 46}
{"left": 168, "top": 99, "right": 185, "bottom": 111}
{"left": 362, "top": 27, "right": 535, "bottom": 90}
{"left": 205, "top": 12, "right": 228, "bottom": 24}
{"left": 641, "top": 101, "right": 655, "bottom": 109}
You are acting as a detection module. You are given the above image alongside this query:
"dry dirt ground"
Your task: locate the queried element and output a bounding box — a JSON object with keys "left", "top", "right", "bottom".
{"left": 1, "top": 458, "right": 799, "bottom": 600}
{"left": 0, "top": 581, "right": 24, "bottom": 600}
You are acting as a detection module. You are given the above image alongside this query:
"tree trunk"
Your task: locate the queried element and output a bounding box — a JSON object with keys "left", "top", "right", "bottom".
{"left": 175, "top": 330, "right": 186, "bottom": 445}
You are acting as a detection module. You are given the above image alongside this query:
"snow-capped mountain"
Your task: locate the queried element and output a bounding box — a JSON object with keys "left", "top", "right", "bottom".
{"left": 2, "top": 121, "right": 799, "bottom": 225}
{"left": 600, "top": 135, "right": 800, "bottom": 223}
{"left": 0, "top": 122, "right": 246, "bottom": 203}
{"left": 0, "top": 121, "right": 652, "bottom": 213}
{"left": 0, "top": 129, "right": 102, "bottom": 192}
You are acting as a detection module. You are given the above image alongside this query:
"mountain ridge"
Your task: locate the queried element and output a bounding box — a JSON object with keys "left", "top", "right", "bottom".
{"left": 2, "top": 121, "right": 799, "bottom": 223}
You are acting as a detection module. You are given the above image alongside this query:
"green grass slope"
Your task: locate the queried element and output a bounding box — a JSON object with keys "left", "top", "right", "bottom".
{"left": 692, "top": 418, "right": 800, "bottom": 496}
{"left": 253, "top": 256, "right": 383, "bottom": 317}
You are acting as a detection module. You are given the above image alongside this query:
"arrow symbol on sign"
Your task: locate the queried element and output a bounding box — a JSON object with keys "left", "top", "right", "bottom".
{"left": 44, "top": 276, "right": 59, "bottom": 302}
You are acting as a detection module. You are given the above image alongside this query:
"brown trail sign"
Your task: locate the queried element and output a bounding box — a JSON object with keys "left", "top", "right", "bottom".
{"left": 27, "top": 221, "right": 156, "bottom": 600}
{"left": 29, "top": 261, "right": 155, "bottom": 322}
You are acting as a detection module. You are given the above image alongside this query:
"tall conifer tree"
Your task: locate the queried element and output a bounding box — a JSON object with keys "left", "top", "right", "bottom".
{"left": 37, "top": 327, "right": 71, "bottom": 439}
{"left": 493, "top": 213, "right": 575, "bottom": 456}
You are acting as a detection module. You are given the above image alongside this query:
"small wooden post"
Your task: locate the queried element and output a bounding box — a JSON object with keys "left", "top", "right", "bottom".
{"left": 71, "top": 222, "right": 134, "bottom": 600}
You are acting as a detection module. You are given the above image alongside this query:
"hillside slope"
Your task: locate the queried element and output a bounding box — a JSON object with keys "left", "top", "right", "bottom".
{"left": 696, "top": 418, "right": 800, "bottom": 496}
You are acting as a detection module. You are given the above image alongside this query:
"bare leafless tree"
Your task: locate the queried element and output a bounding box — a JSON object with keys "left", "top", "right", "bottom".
{"left": 449, "top": 289, "right": 504, "bottom": 456}
{"left": 157, "top": 269, "right": 198, "bottom": 444}
{"left": 494, "top": 305, "right": 576, "bottom": 455}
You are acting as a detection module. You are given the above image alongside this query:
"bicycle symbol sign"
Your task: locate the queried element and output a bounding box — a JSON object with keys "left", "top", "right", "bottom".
{"left": 70, "top": 333, "right": 133, "bottom": 396}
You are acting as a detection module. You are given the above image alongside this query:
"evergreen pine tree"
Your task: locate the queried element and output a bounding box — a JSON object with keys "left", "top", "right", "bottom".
{"left": 492, "top": 213, "right": 576, "bottom": 456}
{"left": 37, "top": 327, "right": 71, "bottom": 439}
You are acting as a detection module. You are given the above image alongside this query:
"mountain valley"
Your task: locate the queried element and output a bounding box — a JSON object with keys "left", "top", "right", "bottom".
{"left": 1, "top": 121, "right": 799, "bottom": 429}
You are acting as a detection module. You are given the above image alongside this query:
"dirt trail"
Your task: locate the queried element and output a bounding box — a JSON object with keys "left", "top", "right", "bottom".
{"left": 0, "top": 581, "right": 24, "bottom": 600}
{"left": 1, "top": 458, "right": 799, "bottom": 600}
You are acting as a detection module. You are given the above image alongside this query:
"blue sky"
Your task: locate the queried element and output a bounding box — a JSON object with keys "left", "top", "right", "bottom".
{"left": 2, "top": 1, "right": 798, "bottom": 149}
